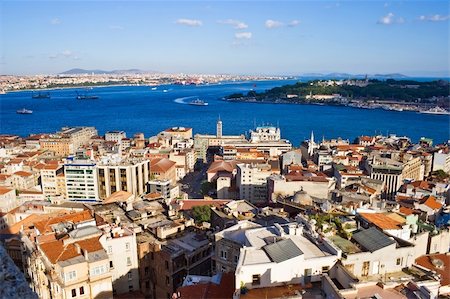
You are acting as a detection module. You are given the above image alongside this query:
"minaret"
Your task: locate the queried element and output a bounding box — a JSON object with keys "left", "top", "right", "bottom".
{"left": 216, "top": 116, "right": 222, "bottom": 138}
{"left": 308, "top": 131, "right": 315, "bottom": 156}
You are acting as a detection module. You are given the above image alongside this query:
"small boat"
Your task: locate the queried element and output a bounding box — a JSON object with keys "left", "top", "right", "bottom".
{"left": 32, "top": 92, "right": 50, "bottom": 99}
{"left": 151, "top": 87, "right": 157, "bottom": 90}
{"left": 17, "top": 108, "right": 33, "bottom": 114}
{"left": 163, "top": 89, "right": 168, "bottom": 93}
{"left": 419, "top": 106, "right": 450, "bottom": 115}
{"left": 189, "top": 99, "right": 208, "bottom": 106}
{"left": 76, "top": 91, "right": 99, "bottom": 100}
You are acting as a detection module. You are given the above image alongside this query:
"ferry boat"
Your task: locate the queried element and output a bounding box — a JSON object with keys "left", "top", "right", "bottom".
{"left": 76, "top": 91, "right": 99, "bottom": 100}
{"left": 419, "top": 106, "right": 450, "bottom": 115}
{"left": 188, "top": 99, "right": 208, "bottom": 106}
{"left": 151, "top": 87, "right": 157, "bottom": 90}
{"left": 16, "top": 108, "right": 33, "bottom": 114}
{"left": 32, "top": 92, "right": 50, "bottom": 99}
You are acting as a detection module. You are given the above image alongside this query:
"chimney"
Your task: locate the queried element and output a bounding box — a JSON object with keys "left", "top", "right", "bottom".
{"left": 83, "top": 249, "right": 89, "bottom": 261}
{"left": 75, "top": 243, "right": 81, "bottom": 254}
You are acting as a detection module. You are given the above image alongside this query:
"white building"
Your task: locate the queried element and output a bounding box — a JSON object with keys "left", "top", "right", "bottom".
{"left": 105, "top": 131, "right": 127, "bottom": 143}
{"left": 64, "top": 158, "right": 99, "bottom": 201}
{"left": 237, "top": 163, "right": 273, "bottom": 205}
{"left": 250, "top": 126, "right": 280, "bottom": 143}
{"left": 433, "top": 152, "right": 450, "bottom": 173}
{"left": 235, "top": 222, "right": 341, "bottom": 290}
{"left": 0, "top": 187, "right": 18, "bottom": 212}
{"left": 99, "top": 225, "right": 140, "bottom": 295}
{"left": 97, "top": 159, "right": 150, "bottom": 199}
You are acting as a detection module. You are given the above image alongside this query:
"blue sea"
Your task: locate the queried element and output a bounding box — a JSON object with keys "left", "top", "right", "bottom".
{"left": 0, "top": 79, "right": 449, "bottom": 145}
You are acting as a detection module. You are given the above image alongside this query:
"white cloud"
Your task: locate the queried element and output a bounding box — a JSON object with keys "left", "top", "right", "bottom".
{"left": 48, "top": 50, "right": 76, "bottom": 60}
{"left": 61, "top": 50, "right": 72, "bottom": 57}
{"left": 176, "top": 18, "right": 202, "bottom": 27}
{"left": 418, "top": 14, "right": 450, "bottom": 22}
{"left": 265, "top": 19, "right": 283, "bottom": 29}
{"left": 235, "top": 32, "right": 252, "bottom": 39}
{"left": 218, "top": 19, "right": 248, "bottom": 29}
{"left": 377, "top": 12, "right": 404, "bottom": 25}
{"left": 288, "top": 20, "right": 300, "bottom": 27}
{"left": 50, "top": 18, "right": 61, "bottom": 25}
{"left": 109, "top": 25, "right": 124, "bottom": 30}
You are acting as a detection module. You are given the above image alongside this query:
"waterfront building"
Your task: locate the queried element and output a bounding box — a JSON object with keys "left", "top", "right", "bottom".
{"left": 105, "top": 131, "right": 126, "bottom": 143}
{"left": 39, "top": 127, "right": 97, "bottom": 157}
{"left": 64, "top": 157, "right": 99, "bottom": 201}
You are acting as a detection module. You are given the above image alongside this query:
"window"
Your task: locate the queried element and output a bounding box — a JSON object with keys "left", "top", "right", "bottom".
{"left": 252, "top": 274, "right": 261, "bottom": 285}
{"left": 234, "top": 255, "right": 239, "bottom": 264}
{"left": 166, "top": 276, "right": 170, "bottom": 285}
{"left": 145, "top": 267, "right": 149, "bottom": 275}
{"left": 145, "top": 281, "right": 150, "bottom": 289}
{"left": 127, "top": 257, "right": 132, "bottom": 266}
{"left": 129, "top": 284, "right": 134, "bottom": 291}
{"left": 91, "top": 265, "right": 107, "bottom": 276}
{"left": 322, "top": 266, "right": 330, "bottom": 273}
{"left": 71, "top": 289, "right": 76, "bottom": 297}
{"left": 79, "top": 286, "right": 84, "bottom": 295}
{"left": 126, "top": 242, "right": 130, "bottom": 251}
{"left": 110, "top": 261, "right": 114, "bottom": 269}
{"left": 165, "top": 260, "right": 169, "bottom": 269}
{"left": 128, "top": 272, "right": 132, "bottom": 281}
{"left": 396, "top": 258, "right": 401, "bottom": 265}
{"left": 220, "top": 250, "right": 228, "bottom": 260}
{"left": 65, "top": 271, "right": 77, "bottom": 282}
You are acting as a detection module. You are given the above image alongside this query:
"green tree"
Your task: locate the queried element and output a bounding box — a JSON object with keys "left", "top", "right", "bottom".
{"left": 192, "top": 205, "right": 212, "bottom": 223}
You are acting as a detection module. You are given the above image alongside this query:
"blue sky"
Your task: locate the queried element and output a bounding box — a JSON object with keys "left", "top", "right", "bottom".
{"left": 1, "top": 1, "right": 449, "bottom": 76}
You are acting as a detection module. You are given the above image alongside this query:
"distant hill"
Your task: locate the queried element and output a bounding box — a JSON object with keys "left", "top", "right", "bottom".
{"left": 59, "top": 68, "right": 160, "bottom": 75}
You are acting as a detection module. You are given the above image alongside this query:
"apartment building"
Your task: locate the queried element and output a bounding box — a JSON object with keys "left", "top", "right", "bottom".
{"left": 98, "top": 225, "right": 140, "bottom": 295}
{"left": 40, "top": 164, "right": 64, "bottom": 197}
{"left": 40, "top": 127, "right": 97, "bottom": 157}
{"left": 237, "top": 163, "right": 274, "bottom": 205}
{"left": 65, "top": 158, "right": 99, "bottom": 201}
{"left": 97, "top": 159, "right": 150, "bottom": 199}
{"left": 0, "top": 187, "right": 18, "bottom": 212}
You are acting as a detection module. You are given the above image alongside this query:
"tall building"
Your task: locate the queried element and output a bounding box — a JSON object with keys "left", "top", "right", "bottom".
{"left": 40, "top": 164, "right": 64, "bottom": 197}
{"left": 105, "top": 131, "right": 127, "bottom": 143}
{"left": 249, "top": 126, "right": 280, "bottom": 142}
{"left": 39, "top": 127, "right": 97, "bottom": 157}
{"left": 97, "top": 159, "right": 151, "bottom": 199}
{"left": 216, "top": 118, "right": 222, "bottom": 138}
{"left": 64, "top": 158, "right": 99, "bottom": 201}
{"left": 237, "top": 163, "right": 274, "bottom": 205}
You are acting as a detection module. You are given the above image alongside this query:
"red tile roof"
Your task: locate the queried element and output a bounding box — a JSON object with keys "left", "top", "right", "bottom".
{"left": 13, "top": 171, "right": 33, "bottom": 177}
{"left": 39, "top": 236, "right": 104, "bottom": 264}
{"left": 34, "top": 210, "right": 93, "bottom": 234}
{"left": 177, "top": 273, "right": 235, "bottom": 299}
{"left": 0, "top": 187, "right": 13, "bottom": 195}
{"left": 150, "top": 158, "right": 176, "bottom": 173}
{"left": 420, "top": 195, "right": 442, "bottom": 210}
{"left": 416, "top": 254, "right": 450, "bottom": 286}
{"left": 359, "top": 213, "right": 403, "bottom": 230}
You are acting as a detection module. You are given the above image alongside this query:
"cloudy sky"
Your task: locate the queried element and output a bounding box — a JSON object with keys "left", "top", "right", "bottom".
{"left": 1, "top": 0, "right": 449, "bottom": 76}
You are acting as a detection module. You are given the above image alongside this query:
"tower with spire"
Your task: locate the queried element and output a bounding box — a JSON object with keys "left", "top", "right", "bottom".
{"left": 216, "top": 116, "right": 222, "bottom": 138}
{"left": 308, "top": 131, "right": 316, "bottom": 157}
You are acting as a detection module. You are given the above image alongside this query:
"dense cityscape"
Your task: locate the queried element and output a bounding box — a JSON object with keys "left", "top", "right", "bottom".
{"left": 0, "top": 121, "right": 449, "bottom": 298}
{"left": 1, "top": 0, "right": 449, "bottom": 298}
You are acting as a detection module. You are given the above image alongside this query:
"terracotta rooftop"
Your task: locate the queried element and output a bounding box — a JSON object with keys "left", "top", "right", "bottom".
{"left": 207, "top": 160, "right": 237, "bottom": 174}
{"left": 39, "top": 236, "right": 104, "bottom": 264}
{"left": 177, "top": 272, "right": 235, "bottom": 299}
{"left": 359, "top": 213, "right": 403, "bottom": 230}
{"left": 416, "top": 253, "right": 450, "bottom": 286}
{"left": 0, "top": 187, "right": 13, "bottom": 195}
{"left": 399, "top": 206, "right": 415, "bottom": 216}
{"left": 420, "top": 195, "right": 442, "bottom": 210}
{"left": 150, "top": 158, "right": 176, "bottom": 173}
{"left": 0, "top": 213, "right": 66, "bottom": 235}
{"left": 103, "top": 190, "right": 133, "bottom": 204}
{"left": 34, "top": 210, "right": 93, "bottom": 234}
{"left": 13, "top": 171, "right": 33, "bottom": 177}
